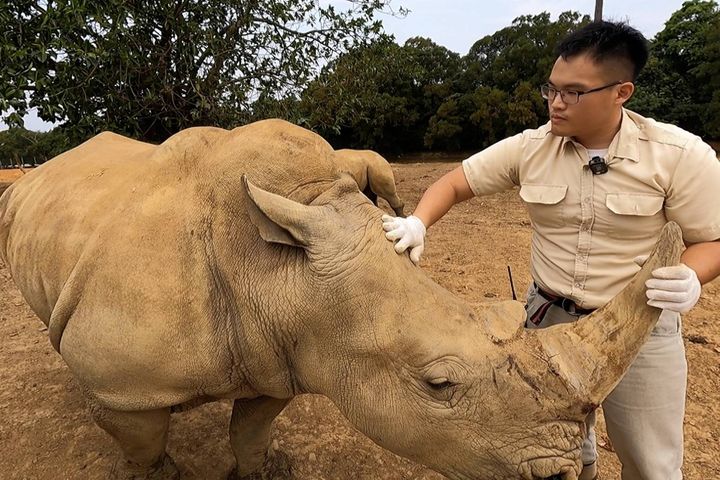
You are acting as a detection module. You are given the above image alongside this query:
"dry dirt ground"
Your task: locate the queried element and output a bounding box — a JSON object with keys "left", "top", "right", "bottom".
{"left": 1, "top": 161, "right": 719, "bottom": 480}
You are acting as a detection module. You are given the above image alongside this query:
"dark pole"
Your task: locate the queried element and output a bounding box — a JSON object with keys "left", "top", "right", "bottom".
{"left": 594, "top": 0, "right": 603, "bottom": 21}
{"left": 507, "top": 266, "right": 517, "bottom": 301}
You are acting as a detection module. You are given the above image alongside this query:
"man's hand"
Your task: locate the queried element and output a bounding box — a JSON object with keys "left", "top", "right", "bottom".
{"left": 382, "top": 215, "right": 426, "bottom": 265}
{"left": 640, "top": 260, "right": 701, "bottom": 314}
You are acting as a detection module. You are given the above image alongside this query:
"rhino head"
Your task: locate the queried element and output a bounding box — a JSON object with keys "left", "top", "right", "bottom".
{"left": 241, "top": 173, "right": 683, "bottom": 480}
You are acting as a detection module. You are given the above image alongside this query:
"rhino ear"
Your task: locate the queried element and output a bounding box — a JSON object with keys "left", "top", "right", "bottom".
{"left": 241, "top": 175, "right": 326, "bottom": 248}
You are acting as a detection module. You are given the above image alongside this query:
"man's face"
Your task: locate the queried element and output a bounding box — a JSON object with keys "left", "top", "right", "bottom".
{"left": 547, "top": 53, "right": 625, "bottom": 140}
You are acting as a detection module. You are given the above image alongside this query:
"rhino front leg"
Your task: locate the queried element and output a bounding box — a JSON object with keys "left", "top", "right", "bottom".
{"left": 89, "top": 402, "right": 178, "bottom": 480}
{"left": 228, "top": 396, "right": 291, "bottom": 480}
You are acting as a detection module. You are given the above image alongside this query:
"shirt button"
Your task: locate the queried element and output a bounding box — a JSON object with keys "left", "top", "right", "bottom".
{"left": 575, "top": 282, "right": 582, "bottom": 288}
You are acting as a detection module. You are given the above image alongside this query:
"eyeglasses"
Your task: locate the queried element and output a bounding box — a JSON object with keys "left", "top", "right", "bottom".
{"left": 540, "top": 81, "right": 622, "bottom": 105}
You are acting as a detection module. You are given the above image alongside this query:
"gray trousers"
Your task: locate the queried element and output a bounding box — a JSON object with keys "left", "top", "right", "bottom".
{"left": 525, "top": 283, "right": 686, "bottom": 480}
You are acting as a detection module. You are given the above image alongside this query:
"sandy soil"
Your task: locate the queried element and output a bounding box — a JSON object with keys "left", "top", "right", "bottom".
{"left": 0, "top": 169, "right": 27, "bottom": 197}
{"left": 1, "top": 162, "right": 718, "bottom": 480}
{"left": 0, "top": 169, "right": 27, "bottom": 182}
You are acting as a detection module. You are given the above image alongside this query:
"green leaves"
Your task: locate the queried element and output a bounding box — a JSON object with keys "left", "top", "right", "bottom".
{"left": 0, "top": 127, "right": 72, "bottom": 166}
{"left": 630, "top": 0, "right": 720, "bottom": 138}
{"left": 0, "top": 0, "right": 391, "bottom": 142}
{"left": 2, "top": 1, "right": 717, "bottom": 155}
{"left": 298, "top": 36, "right": 461, "bottom": 152}
{"left": 424, "top": 11, "right": 589, "bottom": 151}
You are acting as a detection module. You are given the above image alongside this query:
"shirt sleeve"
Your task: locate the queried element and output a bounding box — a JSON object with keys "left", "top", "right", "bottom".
{"left": 665, "top": 138, "right": 720, "bottom": 243}
{"left": 461, "top": 133, "right": 522, "bottom": 197}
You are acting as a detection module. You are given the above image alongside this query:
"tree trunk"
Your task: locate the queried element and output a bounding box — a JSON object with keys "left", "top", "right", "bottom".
{"left": 594, "top": 0, "right": 603, "bottom": 21}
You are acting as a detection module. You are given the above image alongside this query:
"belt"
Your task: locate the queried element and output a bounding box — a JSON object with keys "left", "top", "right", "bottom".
{"left": 535, "top": 283, "right": 596, "bottom": 316}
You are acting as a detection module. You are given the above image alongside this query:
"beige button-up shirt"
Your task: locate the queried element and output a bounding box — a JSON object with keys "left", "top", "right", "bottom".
{"left": 462, "top": 109, "right": 720, "bottom": 308}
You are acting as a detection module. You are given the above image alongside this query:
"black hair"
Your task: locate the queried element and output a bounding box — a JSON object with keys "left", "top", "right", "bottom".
{"left": 555, "top": 21, "right": 649, "bottom": 81}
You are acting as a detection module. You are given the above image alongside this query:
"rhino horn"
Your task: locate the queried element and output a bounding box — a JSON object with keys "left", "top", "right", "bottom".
{"left": 536, "top": 222, "right": 684, "bottom": 407}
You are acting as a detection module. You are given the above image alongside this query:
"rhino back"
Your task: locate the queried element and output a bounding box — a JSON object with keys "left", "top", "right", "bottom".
{"left": 3, "top": 119, "right": 339, "bottom": 410}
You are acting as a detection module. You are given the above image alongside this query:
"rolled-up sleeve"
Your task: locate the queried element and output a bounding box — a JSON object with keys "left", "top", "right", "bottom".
{"left": 665, "top": 138, "right": 720, "bottom": 243}
{"left": 462, "top": 133, "right": 522, "bottom": 197}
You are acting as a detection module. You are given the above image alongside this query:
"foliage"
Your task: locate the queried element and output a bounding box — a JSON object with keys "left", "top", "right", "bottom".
{"left": 0, "top": 0, "right": 395, "bottom": 142}
{"left": 465, "top": 12, "right": 589, "bottom": 92}
{"left": 1, "top": 2, "right": 718, "bottom": 160}
{"left": 298, "top": 35, "right": 461, "bottom": 151}
{"left": 630, "top": 0, "right": 720, "bottom": 138}
{"left": 0, "top": 127, "right": 72, "bottom": 166}
{"left": 424, "top": 11, "right": 590, "bottom": 150}
{"left": 299, "top": 11, "right": 589, "bottom": 152}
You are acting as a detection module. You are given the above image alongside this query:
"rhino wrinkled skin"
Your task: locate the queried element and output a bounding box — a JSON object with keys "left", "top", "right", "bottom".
{"left": 0, "top": 119, "right": 683, "bottom": 480}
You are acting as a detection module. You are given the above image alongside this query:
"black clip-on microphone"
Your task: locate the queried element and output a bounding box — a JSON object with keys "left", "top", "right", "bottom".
{"left": 589, "top": 156, "right": 608, "bottom": 175}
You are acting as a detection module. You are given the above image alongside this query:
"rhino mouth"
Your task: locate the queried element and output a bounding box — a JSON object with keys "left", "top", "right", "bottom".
{"left": 440, "top": 441, "right": 582, "bottom": 480}
{"left": 517, "top": 455, "right": 581, "bottom": 480}
{"left": 520, "top": 457, "right": 578, "bottom": 480}
{"left": 434, "top": 420, "right": 584, "bottom": 480}
{"left": 503, "top": 420, "right": 583, "bottom": 480}
{"left": 443, "top": 460, "right": 579, "bottom": 480}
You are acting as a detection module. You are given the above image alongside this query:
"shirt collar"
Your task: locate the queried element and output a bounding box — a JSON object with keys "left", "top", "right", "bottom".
{"left": 560, "top": 108, "right": 640, "bottom": 162}
{"left": 609, "top": 109, "right": 640, "bottom": 162}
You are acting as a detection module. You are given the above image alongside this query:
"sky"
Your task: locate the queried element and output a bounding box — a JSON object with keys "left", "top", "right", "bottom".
{"left": 381, "top": 0, "right": 686, "bottom": 54}
{"left": 4, "top": 0, "right": 688, "bottom": 132}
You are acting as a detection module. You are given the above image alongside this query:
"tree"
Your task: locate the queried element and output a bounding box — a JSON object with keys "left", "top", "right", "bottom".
{"left": 424, "top": 11, "right": 590, "bottom": 150}
{"left": 299, "top": 36, "right": 461, "bottom": 151}
{"left": 0, "top": 127, "right": 71, "bottom": 165}
{"left": 423, "top": 96, "right": 465, "bottom": 150}
{"left": 464, "top": 12, "right": 589, "bottom": 94}
{"left": 0, "top": 0, "right": 396, "bottom": 143}
{"left": 505, "top": 81, "right": 546, "bottom": 134}
{"left": 630, "top": 0, "right": 720, "bottom": 138}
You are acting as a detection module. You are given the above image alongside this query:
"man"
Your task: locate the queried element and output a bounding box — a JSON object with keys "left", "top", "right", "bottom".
{"left": 382, "top": 21, "right": 720, "bottom": 480}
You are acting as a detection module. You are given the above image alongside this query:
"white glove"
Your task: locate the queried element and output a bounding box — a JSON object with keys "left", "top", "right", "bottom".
{"left": 382, "top": 214, "right": 426, "bottom": 265}
{"left": 644, "top": 263, "right": 701, "bottom": 314}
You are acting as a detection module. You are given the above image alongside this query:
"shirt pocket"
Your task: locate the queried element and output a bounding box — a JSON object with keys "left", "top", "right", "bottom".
{"left": 603, "top": 192, "right": 665, "bottom": 239}
{"left": 519, "top": 184, "right": 567, "bottom": 228}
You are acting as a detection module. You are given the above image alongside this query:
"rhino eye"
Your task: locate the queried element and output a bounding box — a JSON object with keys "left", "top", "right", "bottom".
{"left": 426, "top": 377, "right": 455, "bottom": 390}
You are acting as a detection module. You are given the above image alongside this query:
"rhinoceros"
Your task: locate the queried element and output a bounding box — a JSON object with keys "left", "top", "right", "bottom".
{"left": 333, "top": 148, "right": 405, "bottom": 217}
{"left": 0, "top": 119, "right": 682, "bottom": 480}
